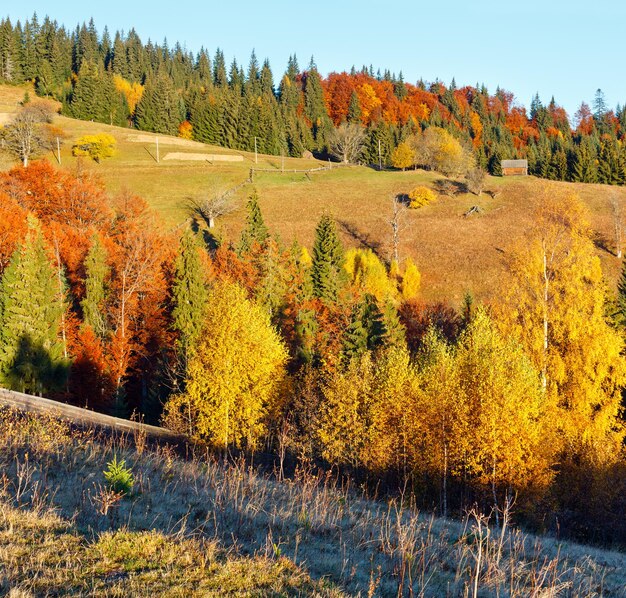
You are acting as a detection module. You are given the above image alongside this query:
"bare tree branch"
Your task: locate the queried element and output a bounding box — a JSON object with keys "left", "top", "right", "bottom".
{"left": 0, "top": 103, "right": 55, "bottom": 166}
{"left": 389, "top": 194, "right": 410, "bottom": 263}
{"left": 189, "top": 188, "right": 238, "bottom": 229}
{"left": 328, "top": 122, "right": 366, "bottom": 164}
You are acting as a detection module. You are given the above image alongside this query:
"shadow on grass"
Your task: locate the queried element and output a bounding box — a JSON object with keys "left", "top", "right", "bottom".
{"left": 337, "top": 219, "right": 382, "bottom": 257}
{"left": 592, "top": 231, "right": 615, "bottom": 256}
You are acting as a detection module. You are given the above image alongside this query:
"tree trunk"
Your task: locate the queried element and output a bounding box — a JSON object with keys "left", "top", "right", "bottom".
{"left": 541, "top": 245, "right": 549, "bottom": 390}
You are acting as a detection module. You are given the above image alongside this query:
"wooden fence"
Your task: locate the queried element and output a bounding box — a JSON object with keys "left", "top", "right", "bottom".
{"left": 249, "top": 161, "right": 355, "bottom": 181}
{"left": 0, "top": 387, "right": 183, "bottom": 443}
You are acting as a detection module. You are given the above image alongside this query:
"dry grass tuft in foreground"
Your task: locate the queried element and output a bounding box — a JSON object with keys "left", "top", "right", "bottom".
{"left": 0, "top": 407, "right": 624, "bottom": 597}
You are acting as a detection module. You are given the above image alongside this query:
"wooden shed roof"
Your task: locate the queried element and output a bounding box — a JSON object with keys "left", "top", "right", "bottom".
{"left": 501, "top": 159, "right": 528, "bottom": 168}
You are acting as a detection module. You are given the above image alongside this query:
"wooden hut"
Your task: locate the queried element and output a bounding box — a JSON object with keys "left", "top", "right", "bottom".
{"left": 500, "top": 159, "right": 528, "bottom": 176}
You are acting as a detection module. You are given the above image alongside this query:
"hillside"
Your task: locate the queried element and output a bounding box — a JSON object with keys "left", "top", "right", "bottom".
{"left": 1, "top": 405, "right": 625, "bottom": 597}
{"left": 1, "top": 84, "right": 624, "bottom": 304}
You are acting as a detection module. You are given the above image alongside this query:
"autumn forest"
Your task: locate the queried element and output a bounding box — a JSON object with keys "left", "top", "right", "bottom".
{"left": 1, "top": 13, "right": 626, "bottom": 554}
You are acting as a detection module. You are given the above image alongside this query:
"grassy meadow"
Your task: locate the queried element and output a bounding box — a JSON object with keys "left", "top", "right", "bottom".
{"left": 1, "top": 84, "right": 625, "bottom": 304}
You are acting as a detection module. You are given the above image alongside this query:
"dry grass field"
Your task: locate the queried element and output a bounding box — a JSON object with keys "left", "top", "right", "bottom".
{"left": 1, "top": 406, "right": 625, "bottom": 597}
{"left": 1, "top": 83, "right": 625, "bottom": 304}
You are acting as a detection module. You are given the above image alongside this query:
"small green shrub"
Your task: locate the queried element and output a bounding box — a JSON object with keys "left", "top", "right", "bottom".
{"left": 408, "top": 186, "right": 437, "bottom": 208}
{"left": 103, "top": 455, "right": 134, "bottom": 496}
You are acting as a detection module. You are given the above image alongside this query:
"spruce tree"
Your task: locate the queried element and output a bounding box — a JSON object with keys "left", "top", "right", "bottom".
{"left": 347, "top": 91, "right": 362, "bottom": 124}
{"left": 279, "top": 55, "right": 300, "bottom": 112}
{"left": 0, "top": 217, "right": 68, "bottom": 395}
{"left": 220, "top": 90, "right": 241, "bottom": 148}
{"left": 213, "top": 48, "right": 227, "bottom": 87}
{"left": 571, "top": 137, "right": 598, "bottom": 183}
{"left": 254, "top": 239, "right": 288, "bottom": 320}
{"left": 598, "top": 138, "right": 620, "bottom": 185}
{"left": 191, "top": 94, "right": 222, "bottom": 145}
{"left": 81, "top": 234, "right": 109, "bottom": 339}
{"left": 311, "top": 213, "right": 344, "bottom": 302}
{"left": 135, "top": 73, "right": 180, "bottom": 135}
{"left": 172, "top": 229, "right": 208, "bottom": 361}
{"left": 382, "top": 300, "right": 406, "bottom": 349}
{"left": 238, "top": 190, "right": 269, "bottom": 255}
{"left": 342, "top": 294, "right": 385, "bottom": 362}
{"left": 196, "top": 48, "right": 212, "bottom": 87}
{"left": 245, "top": 49, "right": 260, "bottom": 95}
{"left": 111, "top": 32, "right": 128, "bottom": 77}
{"left": 259, "top": 59, "right": 274, "bottom": 96}
{"left": 67, "top": 60, "right": 102, "bottom": 120}
{"left": 303, "top": 59, "right": 332, "bottom": 150}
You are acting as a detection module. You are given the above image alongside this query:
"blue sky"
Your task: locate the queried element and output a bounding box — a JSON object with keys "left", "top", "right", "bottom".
{"left": 6, "top": 1, "right": 625, "bottom": 118}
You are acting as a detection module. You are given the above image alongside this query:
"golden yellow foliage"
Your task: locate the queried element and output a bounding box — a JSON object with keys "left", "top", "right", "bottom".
{"left": 299, "top": 246, "right": 312, "bottom": 268}
{"left": 356, "top": 83, "right": 382, "bottom": 123}
{"left": 408, "top": 186, "right": 436, "bottom": 209}
{"left": 343, "top": 248, "right": 396, "bottom": 302}
{"left": 163, "top": 282, "right": 288, "bottom": 449}
{"left": 317, "top": 353, "right": 375, "bottom": 467}
{"left": 412, "top": 329, "right": 467, "bottom": 512}
{"left": 391, "top": 142, "right": 414, "bottom": 170}
{"left": 456, "top": 308, "right": 555, "bottom": 497}
{"left": 72, "top": 133, "right": 117, "bottom": 163}
{"left": 388, "top": 259, "right": 401, "bottom": 281}
{"left": 113, "top": 74, "right": 144, "bottom": 117}
{"left": 497, "top": 186, "right": 625, "bottom": 463}
{"left": 412, "top": 127, "right": 474, "bottom": 176}
{"left": 400, "top": 258, "right": 420, "bottom": 301}
{"left": 363, "top": 346, "right": 418, "bottom": 472}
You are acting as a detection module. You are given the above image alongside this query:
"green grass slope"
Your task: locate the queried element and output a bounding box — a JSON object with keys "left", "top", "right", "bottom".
{"left": 1, "top": 83, "right": 624, "bottom": 304}
{"left": 1, "top": 407, "right": 625, "bottom": 597}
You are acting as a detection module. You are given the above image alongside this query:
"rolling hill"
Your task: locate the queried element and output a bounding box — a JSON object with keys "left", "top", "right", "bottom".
{"left": 1, "top": 83, "right": 624, "bottom": 305}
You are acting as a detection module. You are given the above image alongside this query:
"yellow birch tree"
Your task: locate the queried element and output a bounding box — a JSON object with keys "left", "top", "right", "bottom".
{"left": 498, "top": 186, "right": 625, "bottom": 463}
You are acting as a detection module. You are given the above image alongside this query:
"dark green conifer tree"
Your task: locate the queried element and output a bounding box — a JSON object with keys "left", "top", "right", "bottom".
{"left": 196, "top": 48, "right": 212, "bottom": 87}
{"left": 213, "top": 48, "right": 227, "bottom": 87}
{"left": 382, "top": 300, "right": 406, "bottom": 349}
{"left": 0, "top": 217, "right": 68, "bottom": 395}
{"left": 550, "top": 146, "right": 568, "bottom": 181}
{"left": 171, "top": 229, "right": 208, "bottom": 360}
{"left": 393, "top": 71, "right": 408, "bottom": 101}
{"left": 598, "top": 138, "right": 620, "bottom": 185}
{"left": 135, "top": 73, "right": 180, "bottom": 135}
{"left": 254, "top": 239, "right": 288, "bottom": 320}
{"left": 259, "top": 58, "right": 274, "bottom": 96}
{"left": 571, "top": 137, "right": 598, "bottom": 183}
{"left": 311, "top": 213, "right": 344, "bottom": 302}
{"left": 238, "top": 190, "right": 269, "bottom": 255}
{"left": 111, "top": 31, "right": 127, "bottom": 77}
{"left": 67, "top": 59, "right": 102, "bottom": 119}
{"left": 81, "top": 234, "right": 109, "bottom": 339}
{"left": 245, "top": 49, "right": 260, "bottom": 95}
{"left": 228, "top": 58, "right": 244, "bottom": 93}
{"left": 303, "top": 58, "right": 332, "bottom": 151}
{"left": 191, "top": 92, "right": 222, "bottom": 145}
{"left": 347, "top": 91, "right": 362, "bottom": 124}
{"left": 220, "top": 89, "right": 241, "bottom": 148}
{"left": 20, "top": 18, "right": 37, "bottom": 81}
{"left": 342, "top": 294, "right": 385, "bottom": 363}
